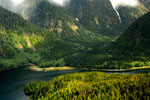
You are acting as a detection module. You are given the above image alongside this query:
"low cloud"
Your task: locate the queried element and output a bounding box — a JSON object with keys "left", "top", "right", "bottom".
{"left": 110, "top": 0, "right": 139, "bottom": 9}
{"left": 50, "top": 0, "right": 139, "bottom": 8}
{"left": 51, "top": 0, "right": 70, "bottom": 6}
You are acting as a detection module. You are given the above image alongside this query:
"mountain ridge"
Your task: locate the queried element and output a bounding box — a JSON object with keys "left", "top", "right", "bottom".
{"left": 112, "top": 11, "right": 150, "bottom": 56}
{"left": 1, "top": 0, "right": 150, "bottom": 37}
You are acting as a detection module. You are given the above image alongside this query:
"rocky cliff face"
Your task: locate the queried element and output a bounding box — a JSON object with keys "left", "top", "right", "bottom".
{"left": 66, "top": 0, "right": 122, "bottom": 37}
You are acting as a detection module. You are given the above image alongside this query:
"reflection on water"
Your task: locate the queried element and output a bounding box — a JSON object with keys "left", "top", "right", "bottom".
{"left": 0, "top": 66, "right": 150, "bottom": 100}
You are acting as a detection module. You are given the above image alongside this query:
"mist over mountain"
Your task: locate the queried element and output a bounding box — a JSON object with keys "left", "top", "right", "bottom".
{"left": 110, "top": 0, "right": 139, "bottom": 9}
{"left": 0, "top": 0, "right": 150, "bottom": 37}
{"left": 66, "top": 0, "right": 122, "bottom": 36}
{"left": 66, "top": 0, "right": 150, "bottom": 37}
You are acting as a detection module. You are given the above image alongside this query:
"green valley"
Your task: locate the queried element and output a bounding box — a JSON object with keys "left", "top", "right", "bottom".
{"left": 65, "top": 11, "right": 150, "bottom": 69}
{"left": 1, "top": 0, "right": 150, "bottom": 70}
{"left": 0, "top": 2, "right": 110, "bottom": 70}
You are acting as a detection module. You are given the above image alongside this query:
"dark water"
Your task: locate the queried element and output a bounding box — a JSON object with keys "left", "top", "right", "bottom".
{"left": 0, "top": 67, "right": 150, "bottom": 100}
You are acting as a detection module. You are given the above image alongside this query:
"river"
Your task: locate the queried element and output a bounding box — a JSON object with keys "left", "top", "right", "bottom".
{"left": 0, "top": 66, "right": 150, "bottom": 100}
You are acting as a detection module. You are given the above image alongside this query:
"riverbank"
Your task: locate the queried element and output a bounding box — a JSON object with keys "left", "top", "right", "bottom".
{"left": 28, "top": 65, "right": 75, "bottom": 71}
{"left": 79, "top": 66, "right": 150, "bottom": 72}
{"left": 28, "top": 65, "right": 150, "bottom": 72}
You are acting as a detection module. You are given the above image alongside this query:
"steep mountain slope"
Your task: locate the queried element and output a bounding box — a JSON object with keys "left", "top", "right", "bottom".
{"left": 0, "top": 6, "right": 58, "bottom": 70}
{"left": 1, "top": 0, "right": 150, "bottom": 38}
{"left": 140, "top": 0, "right": 150, "bottom": 9}
{"left": 66, "top": 0, "right": 122, "bottom": 37}
{"left": 117, "top": 0, "right": 150, "bottom": 29}
{"left": 0, "top": 6, "right": 49, "bottom": 58}
{"left": 113, "top": 11, "right": 150, "bottom": 56}
{"left": 29, "top": 1, "right": 109, "bottom": 45}
{"left": 66, "top": 0, "right": 150, "bottom": 37}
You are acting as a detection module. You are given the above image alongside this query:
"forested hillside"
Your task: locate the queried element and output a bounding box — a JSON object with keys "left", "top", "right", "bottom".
{"left": 0, "top": 6, "right": 77, "bottom": 70}
{"left": 112, "top": 12, "right": 150, "bottom": 56}
{"left": 30, "top": 1, "right": 109, "bottom": 44}
{"left": 0, "top": 6, "right": 58, "bottom": 70}
{"left": 0, "top": 4, "right": 110, "bottom": 70}
{"left": 117, "top": 0, "right": 150, "bottom": 29}
{"left": 1, "top": 0, "right": 150, "bottom": 70}
{"left": 65, "top": 12, "right": 150, "bottom": 69}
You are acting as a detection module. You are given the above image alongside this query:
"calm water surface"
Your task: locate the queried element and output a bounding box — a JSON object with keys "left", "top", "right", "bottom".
{"left": 0, "top": 66, "right": 150, "bottom": 100}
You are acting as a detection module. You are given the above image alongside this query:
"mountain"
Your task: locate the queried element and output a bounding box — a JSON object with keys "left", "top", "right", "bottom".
{"left": 66, "top": 0, "right": 122, "bottom": 37}
{"left": 1, "top": 0, "right": 150, "bottom": 37}
{"left": 112, "top": 11, "right": 150, "bottom": 56}
{"left": 91, "top": 11, "right": 150, "bottom": 69}
{"left": 29, "top": 1, "right": 109, "bottom": 44}
{"left": 0, "top": 3, "right": 109, "bottom": 70}
{"left": 1, "top": 0, "right": 150, "bottom": 70}
{"left": 117, "top": 0, "right": 150, "bottom": 29}
{"left": 66, "top": 0, "right": 150, "bottom": 37}
{"left": 65, "top": 12, "right": 150, "bottom": 69}
{"left": 0, "top": 6, "right": 58, "bottom": 70}
{"left": 0, "top": 6, "right": 45, "bottom": 58}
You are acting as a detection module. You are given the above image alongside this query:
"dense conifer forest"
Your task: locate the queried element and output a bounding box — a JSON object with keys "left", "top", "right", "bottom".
{"left": 24, "top": 72, "right": 150, "bottom": 100}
